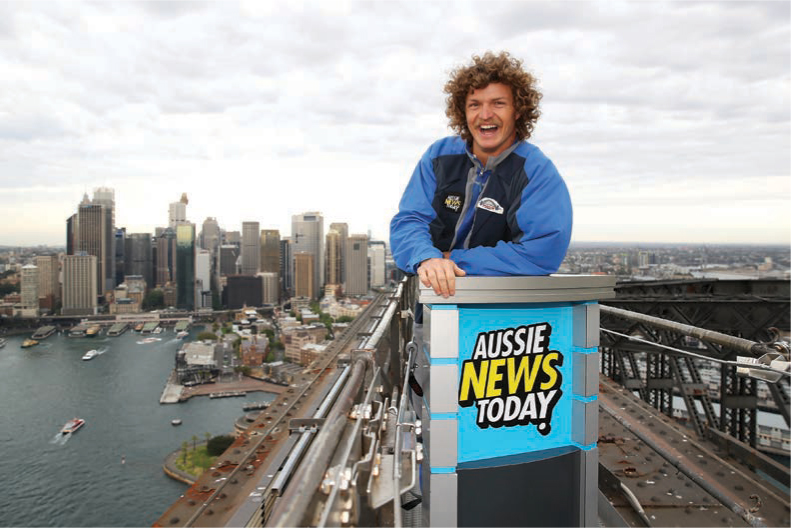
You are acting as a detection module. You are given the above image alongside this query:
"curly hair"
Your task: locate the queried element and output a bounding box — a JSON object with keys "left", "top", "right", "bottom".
{"left": 444, "top": 51, "right": 542, "bottom": 143}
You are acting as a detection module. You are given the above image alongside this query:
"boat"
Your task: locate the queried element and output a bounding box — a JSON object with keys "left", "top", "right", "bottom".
{"left": 85, "top": 325, "right": 101, "bottom": 337}
{"left": 136, "top": 337, "right": 162, "bottom": 344}
{"left": 0, "top": 338, "right": 6, "bottom": 348}
{"left": 176, "top": 331, "right": 189, "bottom": 340}
{"left": 133, "top": 323, "right": 144, "bottom": 332}
{"left": 153, "top": 326, "right": 163, "bottom": 334}
{"left": 81, "top": 349, "right": 99, "bottom": 361}
{"left": 171, "top": 419, "right": 182, "bottom": 426}
{"left": 60, "top": 418, "right": 85, "bottom": 435}
{"left": 32, "top": 326, "right": 57, "bottom": 340}
{"left": 21, "top": 339, "right": 39, "bottom": 348}
{"left": 107, "top": 323, "right": 128, "bottom": 337}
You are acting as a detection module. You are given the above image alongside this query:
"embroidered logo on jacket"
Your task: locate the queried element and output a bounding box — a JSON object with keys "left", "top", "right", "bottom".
{"left": 443, "top": 193, "right": 464, "bottom": 213}
{"left": 476, "top": 197, "right": 504, "bottom": 214}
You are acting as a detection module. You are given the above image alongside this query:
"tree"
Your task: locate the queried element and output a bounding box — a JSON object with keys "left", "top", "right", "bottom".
{"left": 337, "top": 316, "right": 355, "bottom": 323}
{"left": 191, "top": 434, "right": 198, "bottom": 451}
{"left": 205, "top": 432, "right": 211, "bottom": 445}
{"left": 197, "top": 331, "right": 218, "bottom": 341}
{"left": 207, "top": 435, "right": 236, "bottom": 456}
{"left": 181, "top": 441, "right": 189, "bottom": 464}
{"left": 142, "top": 289, "right": 165, "bottom": 311}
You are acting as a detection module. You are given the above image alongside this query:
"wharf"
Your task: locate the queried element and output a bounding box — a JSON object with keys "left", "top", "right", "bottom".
{"left": 107, "top": 323, "right": 128, "bottom": 337}
{"left": 209, "top": 391, "right": 246, "bottom": 399}
{"left": 141, "top": 322, "right": 159, "bottom": 334}
{"left": 174, "top": 320, "right": 191, "bottom": 332}
{"left": 69, "top": 324, "right": 88, "bottom": 337}
{"left": 31, "top": 326, "right": 57, "bottom": 340}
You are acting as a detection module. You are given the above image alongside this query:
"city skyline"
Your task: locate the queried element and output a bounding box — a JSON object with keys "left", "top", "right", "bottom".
{"left": 1, "top": 1, "right": 789, "bottom": 247}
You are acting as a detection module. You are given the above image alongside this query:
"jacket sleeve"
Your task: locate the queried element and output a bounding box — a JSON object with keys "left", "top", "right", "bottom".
{"left": 389, "top": 148, "right": 444, "bottom": 274}
{"left": 448, "top": 157, "right": 572, "bottom": 276}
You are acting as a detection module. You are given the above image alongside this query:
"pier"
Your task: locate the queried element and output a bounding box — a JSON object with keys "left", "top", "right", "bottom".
{"left": 31, "top": 326, "right": 57, "bottom": 340}
{"left": 107, "top": 323, "right": 128, "bottom": 336}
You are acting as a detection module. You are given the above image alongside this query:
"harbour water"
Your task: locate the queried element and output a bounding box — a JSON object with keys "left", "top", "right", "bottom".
{"left": 0, "top": 331, "right": 276, "bottom": 527}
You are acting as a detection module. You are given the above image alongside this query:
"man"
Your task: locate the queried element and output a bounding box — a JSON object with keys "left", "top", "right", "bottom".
{"left": 390, "top": 51, "right": 572, "bottom": 297}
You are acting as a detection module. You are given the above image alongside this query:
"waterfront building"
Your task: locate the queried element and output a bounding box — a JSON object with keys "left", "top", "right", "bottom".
{"left": 344, "top": 234, "right": 368, "bottom": 296}
{"left": 34, "top": 255, "right": 59, "bottom": 311}
{"left": 125, "top": 233, "right": 153, "bottom": 290}
{"left": 325, "top": 229, "right": 342, "bottom": 286}
{"left": 292, "top": 212, "right": 324, "bottom": 298}
{"left": 241, "top": 221, "right": 261, "bottom": 275}
{"left": 176, "top": 223, "right": 196, "bottom": 311}
{"left": 20, "top": 264, "right": 39, "bottom": 316}
{"left": 259, "top": 272, "right": 279, "bottom": 305}
{"left": 368, "top": 240, "right": 386, "bottom": 288}
{"left": 329, "top": 222, "right": 348, "bottom": 283}
{"left": 62, "top": 254, "right": 98, "bottom": 316}
{"left": 294, "top": 252, "right": 315, "bottom": 300}
{"left": 176, "top": 341, "right": 219, "bottom": 385}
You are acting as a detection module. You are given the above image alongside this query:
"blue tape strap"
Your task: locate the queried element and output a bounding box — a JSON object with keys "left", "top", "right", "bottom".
{"left": 572, "top": 394, "right": 598, "bottom": 403}
{"left": 430, "top": 466, "right": 456, "bottom": 474}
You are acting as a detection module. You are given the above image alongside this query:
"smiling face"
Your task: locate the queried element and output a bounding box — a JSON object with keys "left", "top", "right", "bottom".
{"left": 465, "top": 82, "right": 519, "bottom": 165}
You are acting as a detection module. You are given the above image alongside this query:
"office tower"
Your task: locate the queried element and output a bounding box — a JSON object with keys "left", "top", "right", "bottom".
{"left": 21, "top": 264, "right": 39, "bottom": 313}
{"left": 345, "top": 234, "right": 368, "bottom": 296}
{"left": 325, "top": 229, "right": 342, "bottom": 286}
{"left": 218, "top": 245, "right": 240, "bottom": 277}
{"left": 241, "top": 221, "right": 260, "bottom": 275}
{"left": 114, "top": 228, "right": 125, "bottom": 288}
{"left": 125, "top": 233, "right": 153, "bottom": 290}
{"left": 195, "top": 249, "right": 211, "bottom": 309}
{"left": 368, "top": 240, "right": 386, "bottom": 288}
{"left": 92, "top": 187, "right": 116, "bottom": 292}
{"left": 169, "top": 193, "right": 188, "bottom": 228}
{"left": 224, "top": 231, "right": 241, "bottom": 245}
{"left": 62, "top": 254, "right": 98, "bottom": 316}
{"left": 176, "top": 224, "right": 196, "bottom": 311}
{"left": 292, "top": 212, "right": 324, "bottom": 298}
{"left": 200, "top": 217, "right": 221, "bottom": 255}
{"left": 156, "top": 228, "right": 177, "bottom": 287}
{"left": 260, "top": 229, "right": 280, "bottom": 274}
{"left": 225, "top": 276, "right": 262, "bottom": 310}
{"left": 77, "top": 196, "right": 108, "bottom": 295}
{"left": 280, "top": 237, "right": 293, "bottom": 300}
{"left": 259, "top": 272, "right": 279, "bottom": 305}
{"left": 329, "top": 222, "right": 348, "bottom": 283}
{"left": 34, "top": 255, "right": 59, "bottom": 310}
{"left": 294, "top": 252, "right": 315, "bottom": 299}
{"left": 66, "top": 214, "right": 77, "bottom": 255}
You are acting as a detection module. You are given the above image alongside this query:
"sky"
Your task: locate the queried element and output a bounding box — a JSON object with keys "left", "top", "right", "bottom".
{"left": 1, "top": 0, "right": 789, "bottom": 247}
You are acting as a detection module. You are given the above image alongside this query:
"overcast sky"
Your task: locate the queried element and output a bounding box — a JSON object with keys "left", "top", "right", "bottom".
{"left": 1, "top": 0, "right": 789, "bottom": 247}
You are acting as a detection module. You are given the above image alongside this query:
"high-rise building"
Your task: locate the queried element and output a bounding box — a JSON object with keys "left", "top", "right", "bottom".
{"left": 66, "top": 214, "right": 77, "bottom": 255}
{"left": 280, "top": 237, "right": 293, "bottom": 300}
{"left": 169, "top": 193, "right": 189, "bottom": 229}
{"left": 92, "top": 187, "right": 116, "bottom": 292}
{"left": 218, "top": 245, "right": 240, "bottom": 277}
{"left": 241, "top": 221, "right": 260, "bottom": 275}
{"left": 200, "top": 217, "right": 221, "bottom": 253}
{"left": 368, "top": 240, "right": 386, "bottom": 288}
{"left": 259, "top": 272, "right": 279, "bottom": 305}
{"left": 125, "top": 233, "right": 153, "bottom": 290}
{"left": 62, "top": 254, "right": 98, "bottom": 316}
{"left": 195, "top": 249, "right": 212, "bottom": 309}
{"left": 325, "top": 229, "right": 342, "bottom": 287}
{"left": 225, "top": 231, "right": 241, "bottom": 246}
{"left": 34, "top": 255, "right": 59, "bottom": 310}
{"left": 114, "top": 228, "right": 125, "bottom": 288}
{"left": 21, "top": 264, "right": 39, "bottom": 314}
{"left": 345, "top": 234, "right": 369, "bottom": 296}
{"left": 329, "top": 222, "right": 348, "bottom": 283}
{"left": 156, "top": 228, "right": 177, "bottom": 287}
{"left": 260, "top": 229, "right": 280, "bottom": 275}
{"left": 176, "top": 224, "right": 196, "bottom": 310}
{"left": 294, "top": 252, "right": 315, "bottom": 299}
{"left": 77, "top": 196, "right": 108, "bottom": 295}
{"left": 292, "top": 212, "right": 324, "bottom": 298}
{"left": 226, "top": 275, "right": 262, "bottom": 310}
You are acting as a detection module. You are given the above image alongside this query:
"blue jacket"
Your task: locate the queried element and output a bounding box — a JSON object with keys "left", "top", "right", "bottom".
{"left": 390, "top": 136, "right": 572, "bottom": 276}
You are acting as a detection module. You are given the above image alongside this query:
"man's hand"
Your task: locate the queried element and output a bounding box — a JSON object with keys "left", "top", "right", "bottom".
{"left": 417, "top": 256, "right": 466, "bottom": 298}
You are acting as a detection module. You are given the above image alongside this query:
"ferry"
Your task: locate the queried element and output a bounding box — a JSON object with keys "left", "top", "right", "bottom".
{"left": 133, "top": 323, "right": 144, "bottom": 332}
{"left": 81, "top": 349, "right": 99, "bottom": 361}
{"left": 153, "top": 326, "right": 163, "bottom": 334}
{"left": 32, "top": 326, "right": 57, "bottom": 340}
{"left": 85, "top": 325, "right": 101, "bottom": 338}
{"left": 21, "top": 339, "right": 39, "bottom": 348}
{"left": 60, "top": 418, "right": 85, "bottom": 435}
{"left": 136, "top": 337, "right": 162, "bottom": 344}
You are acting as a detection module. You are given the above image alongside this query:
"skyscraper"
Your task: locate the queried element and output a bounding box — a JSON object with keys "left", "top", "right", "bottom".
{"left": 156, "top": 228, "right": 177, "bottom": 287}
{"left": 294, "top": 252, "right": 315, "bottom": 299}
{"left": 176, "top": 224, "right": 196, "bottom": 310}
{"left": 325, "top": 229, "right": 342, "bottom": 286}
{"left": 260, "top": 229, "right": 281, "bottom": 274}
{"left": 218, "top": 245, "right": 240, "bottom": 277}
{"left": 345, "top": 234, "right": 369, "bottom": 296}
{"left": 200, "top": 217, "right": 221, "bottom": 257}
{"left": 125, "top": 233, "right": 153, "bottom": 290}
{"left": 259, "top": 272, "right": 279, "bottom": 305}
{"left": 195, "top": 249, "right": 211, "bottom": 309}
{"left": 62, "top": 254, "right": 98, "bottom": 316}
{"left": 92, "top": 187, "right": 116, "bottom": 292}
{"left": 280, "top": 237, "right": 293, "bottom": 300}
{"left": 66, "top": 214, "right": 77, "bottom": 255}
{"left": 292, "top": 212, "right": 324, "bottom": 299}
{"left": 329, "top": 222, "right": 348, "bottom": 283}
{"left": 241, "top": 221, "right": 260, "bottom": 275}
{"left": 34, "top": 255, "right": 59, "bottom": 311}
{"left": 21, "top": 264, "right": 39, "bottom": 314}
{"left": 77, "top": 196, "right": 108, "bottom": 295}
{"left": 368, "top": 240, "right": 386, "bottom": 288}
{"left": 169, "top": 193, "right": 189, "bottom": 229}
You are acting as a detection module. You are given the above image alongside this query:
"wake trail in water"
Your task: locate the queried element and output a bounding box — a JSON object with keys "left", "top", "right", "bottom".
{"left": 50, "top": 433, "right": 69, "bottom": 446}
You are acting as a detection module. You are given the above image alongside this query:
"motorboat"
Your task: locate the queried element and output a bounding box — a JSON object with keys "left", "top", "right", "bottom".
{"left": 61, "top": 418, "right": 85, "bottom": 435}
{"left": 171, "top": 419, "right": 182, "bottom": 426}
{"left": 21, "top": 339, "right": 39, "bottom": 348}
{"left": 0, "top": 338, "right": 7, "bottom": 348}
{"left": 176, "top": 331, "right": 189, "bottom": 340}
{"left": 136, "top": 337, "right": 162, "bottom": 344}
{"left": 82, "top": 349, "right": 99, "bottom": 361}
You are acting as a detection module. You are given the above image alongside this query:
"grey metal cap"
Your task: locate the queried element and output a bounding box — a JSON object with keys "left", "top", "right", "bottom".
{"left": 417, "top": 274, "right": 616, "bottom": 304}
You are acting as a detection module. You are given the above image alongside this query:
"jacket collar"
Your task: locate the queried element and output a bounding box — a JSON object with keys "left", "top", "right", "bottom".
{"left": 465, "top": 140, "right": 521, "bottom": 172}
